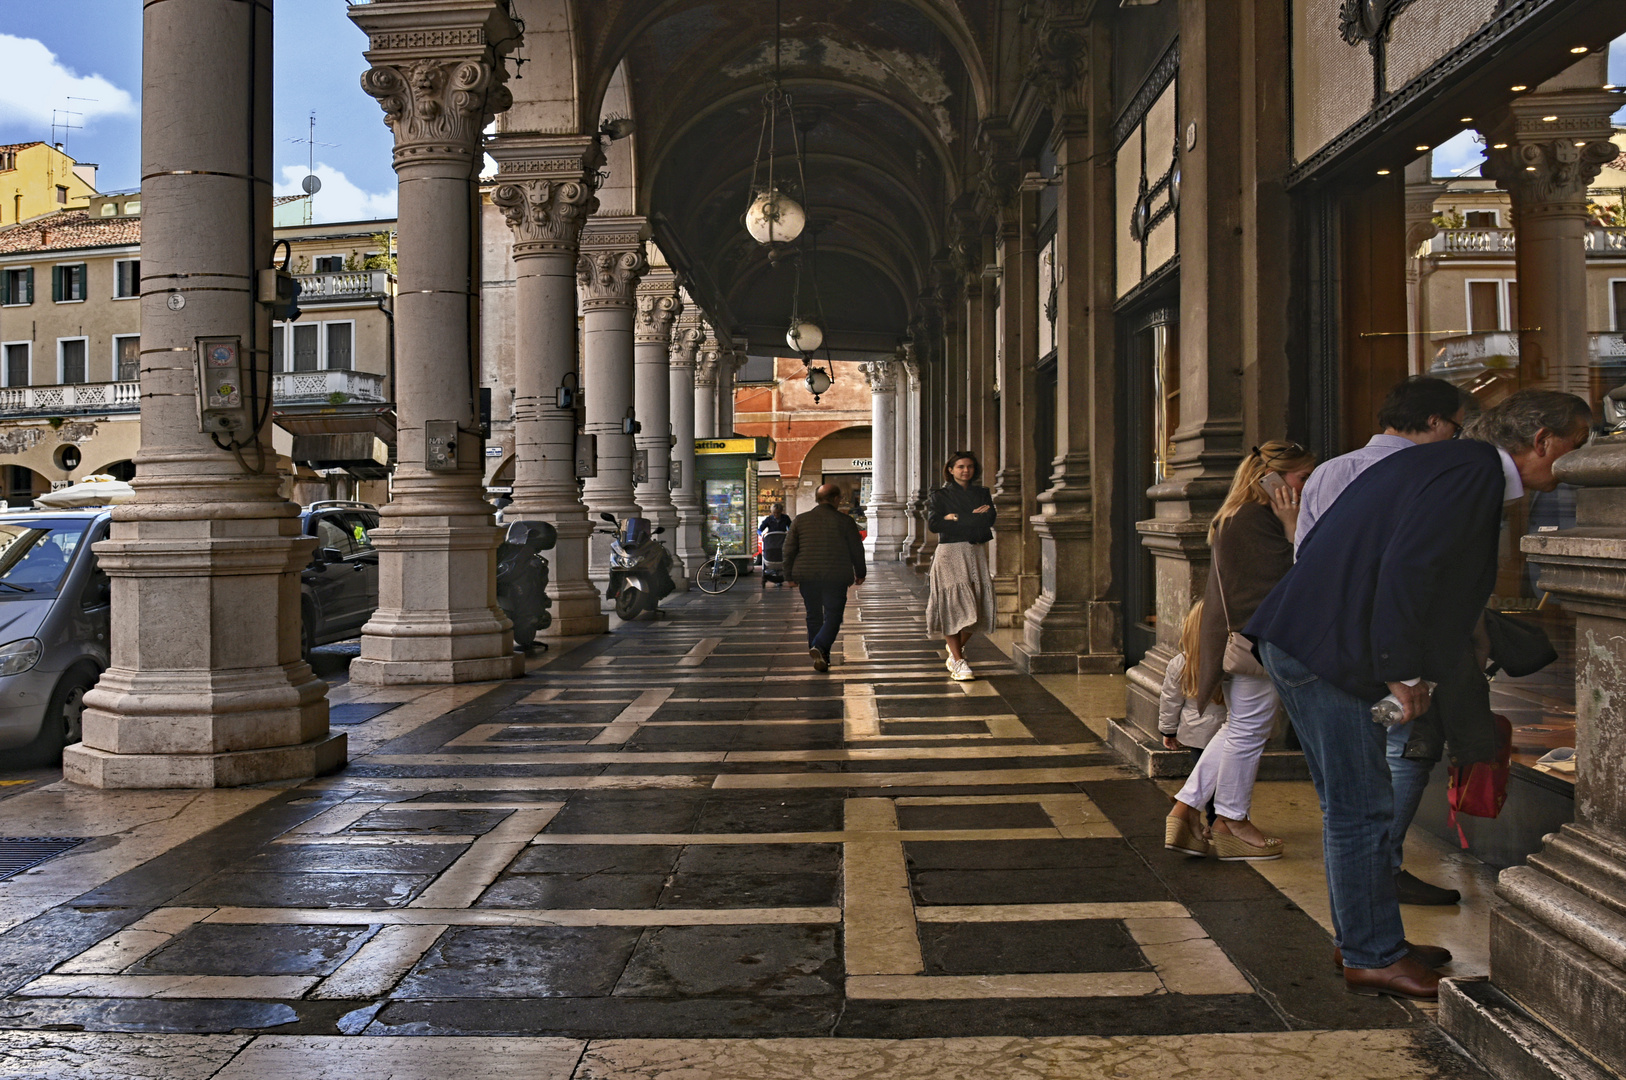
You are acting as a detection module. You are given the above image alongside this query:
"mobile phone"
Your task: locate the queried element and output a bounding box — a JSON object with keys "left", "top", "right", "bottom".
{"left": 1258, "top": 472, "right": 1287, "bottom": 498}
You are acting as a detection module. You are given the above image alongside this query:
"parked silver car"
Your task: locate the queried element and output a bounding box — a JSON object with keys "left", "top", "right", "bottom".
{"left": 0, "top": 508, "right": 111, "bottom": 765}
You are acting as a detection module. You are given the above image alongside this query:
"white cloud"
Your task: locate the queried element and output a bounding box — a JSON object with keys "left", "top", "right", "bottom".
{"left": 0, "top": 35, "right": 136, "bottom": 128}
{"left": 275, "top": 163, "right": 396, "bottom": 223}
{"left": 1431, "top": 129, "right": 1484, "bottom": 179}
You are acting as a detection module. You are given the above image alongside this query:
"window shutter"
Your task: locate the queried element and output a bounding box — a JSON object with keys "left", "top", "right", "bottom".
{"left": 74, "top": 263, "right": 87, "bottom": 301}
{"left": 1, "top": 271, "right": 9, "bottom": 306}
{"left": 52, "top": 265, "right": 63, "bottom": 303}
{"left": 23, "top": 267, "right": 33, "bottom": 304}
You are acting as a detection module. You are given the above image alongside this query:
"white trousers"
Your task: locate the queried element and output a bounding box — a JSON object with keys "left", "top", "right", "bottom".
{"left": 1175, "top": 672, "right": 1278, "bottom": 821}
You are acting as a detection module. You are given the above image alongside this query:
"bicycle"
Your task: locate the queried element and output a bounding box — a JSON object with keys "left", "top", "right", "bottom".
{"left": 695, "top": 542, "right": 739, "bottom": 594}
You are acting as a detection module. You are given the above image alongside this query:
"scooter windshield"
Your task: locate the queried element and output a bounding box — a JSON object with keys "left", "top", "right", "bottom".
{"left": 621, "top": 518, "right": 652, "bottom": 547}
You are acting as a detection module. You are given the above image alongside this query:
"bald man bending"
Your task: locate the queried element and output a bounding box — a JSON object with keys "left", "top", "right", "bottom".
{"left": 783, "top": 483, "right": 867, "bottom": 672}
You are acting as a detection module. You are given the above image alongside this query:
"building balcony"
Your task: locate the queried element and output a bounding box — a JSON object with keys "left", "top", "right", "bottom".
{"left": 0, "top": 380, "right": 140, "bottom": 417}
{"left": 1428, "top": 226, "right": 1626, "bottom": 257}
{"left": 274, "top": 368, "right": 387, "bottom": 404}
{"left": 1430, "top": 331, "right": 1626, "bottom": 387}
{"left": 293, "top": 269, "right": 392, "bottom": 302}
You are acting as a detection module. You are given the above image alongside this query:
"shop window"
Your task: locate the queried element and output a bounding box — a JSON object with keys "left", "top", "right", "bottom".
{"left": 59, "top": 339, "right": 87, "bottom": 384}
{"left": 114, "top": 259, "right": 140, "bottom": 299}
{"left": 292, "top": 323, "right": 320, "bottom": 372}
{"left": 3, "top": 342, "right": 28, "bottom": 387}
{"left": 703, "top": 479, "right": 748, "bottom": 555}
{"left": 325, "top": 322, "right": 353, "bottom": 370}
{"left": 114, "top": 336, "right": 140, "bottom": 382}
{"left": 1, "top": 266, "right": 32, "bottom": 305}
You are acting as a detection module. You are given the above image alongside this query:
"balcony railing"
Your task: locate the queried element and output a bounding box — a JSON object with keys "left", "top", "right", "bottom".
{"left": 0, "top": 381, "right": 140, "bottom": 415}
{"left": 294, "top": 270, "right": 392, "bottom": 301}
{"left": 274, "top": 368, "right": 387, "bottom": 404}
{"left": 1429, "top": 226, "right": 1626, "bottom": 256}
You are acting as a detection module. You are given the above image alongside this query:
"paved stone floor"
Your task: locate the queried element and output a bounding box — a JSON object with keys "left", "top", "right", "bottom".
{"left": 0, "top": 566, "right": 1487, "bottom": 1078}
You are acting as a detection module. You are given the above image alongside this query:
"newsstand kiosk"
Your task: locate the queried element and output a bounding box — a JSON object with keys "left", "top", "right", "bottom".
{"left": 694, "top": 437, "right": 776, "bottom": 574}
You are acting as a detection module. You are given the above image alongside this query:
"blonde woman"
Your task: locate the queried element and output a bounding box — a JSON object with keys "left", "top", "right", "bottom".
{"left": 1165, "top": 441, "right": 1314, "bottom": 861}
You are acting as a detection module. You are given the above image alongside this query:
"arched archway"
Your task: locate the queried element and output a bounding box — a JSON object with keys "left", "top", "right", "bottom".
{"left": 2, "top": 465, "right": 48, "bottom": 508}
{"left": 91, "top": 460, "right": 136, "bottom": 482}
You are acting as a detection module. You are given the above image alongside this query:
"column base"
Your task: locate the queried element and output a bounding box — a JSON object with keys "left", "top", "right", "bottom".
{"left": 350, "top": 652, "right": 523, "bottom": 686}
{"left": 63, "top": 732, "right": 347, "bottom": 790}
{"left": 1011, "top": 643, "right": 1080, "bottom": 674}
{"left": 544, "top": 593, "right": 610, "bottom": 637}
{"left": 1441, "top": 977, "right": 1615, "bottom": 1080}
{"left": 1104, "top": 718, "right": 1196, "bottom": 779}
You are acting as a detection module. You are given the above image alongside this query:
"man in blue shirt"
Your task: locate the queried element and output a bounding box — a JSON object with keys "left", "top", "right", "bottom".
{"left": 1247, "top": 389, "right": 1591, "bottom": 1001}
{"left": 1294, "top": 377, "right": 1470, "bottom": 908}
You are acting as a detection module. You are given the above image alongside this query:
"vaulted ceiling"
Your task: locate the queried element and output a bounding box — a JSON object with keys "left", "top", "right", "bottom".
{"left": 574, "top": 0, "right": 994, "bottom": 356}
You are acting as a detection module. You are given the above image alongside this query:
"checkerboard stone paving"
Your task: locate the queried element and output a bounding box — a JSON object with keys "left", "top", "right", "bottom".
{"left": 0, "top": 566, "right": 1441, "bottom": 1045}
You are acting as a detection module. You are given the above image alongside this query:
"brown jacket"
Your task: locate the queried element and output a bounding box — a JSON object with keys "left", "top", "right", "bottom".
{"left": 1196, "top": 501, "right": 1293, "bottom": 706}
{"left": 784, "top": 504, "right": 867, "bottom": 585}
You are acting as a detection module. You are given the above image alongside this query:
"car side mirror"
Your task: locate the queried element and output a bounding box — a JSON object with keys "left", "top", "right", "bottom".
{"left": 321, "top": 547, "right": 345, "bottom": 564}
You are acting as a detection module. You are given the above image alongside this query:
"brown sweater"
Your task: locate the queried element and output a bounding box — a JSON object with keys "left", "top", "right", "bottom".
{"left": 1196, "top": 501, "right": 1293, "bottom": 706}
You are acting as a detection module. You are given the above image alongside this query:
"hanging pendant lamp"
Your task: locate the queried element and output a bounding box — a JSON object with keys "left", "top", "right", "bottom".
{"left": 743, "top": 0, "right": 808, "bottom": 246}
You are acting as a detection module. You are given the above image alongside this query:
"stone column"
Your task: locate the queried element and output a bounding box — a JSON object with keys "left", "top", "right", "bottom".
{"left": 633, "top": 256, "right": 683, "bottom": 587}
{"left": 897, "top": 342, "right": 921, "bottom": 561}
{"left": 1480, "top": 55, "right": 1617, "bottom": 394}
{"left": 486, "top": 134, "right": 606, "bottom": 637}
{"left": 694, "top": 329, "right": 719, "bottom": 439}
{"left": 64, "top": 0, "right": 342, "bottom": 787}
{"left": 1017, "top": 12, "right": 1121, "bottom": 674}
{"left": 345, "top": 0, "right": 522, "bottom": 684}
{"left": 579, "top": 216, "right": 649, "bottom": 581}
{"left": 862, "top": 355, "right": 907, "bottom": 561}
{"left": 1443, "top": 435, "right": 1626, "bottom": 1078}
{"left": 717, "top": 347, "right": 743, "bottom": 437}
{"left": 910, "top": 352, "right": 939, "bottom": 568}
{"left": 668, "top": 301, "right": 705, "bottom": 576}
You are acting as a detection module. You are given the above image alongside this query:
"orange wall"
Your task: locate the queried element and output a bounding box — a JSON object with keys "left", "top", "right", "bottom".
{"left": 733, "top": 358, "right": 872, "bottom": 479}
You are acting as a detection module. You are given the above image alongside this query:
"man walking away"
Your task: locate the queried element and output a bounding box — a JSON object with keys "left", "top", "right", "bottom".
{"left": 784, "top": 483, "right": 867, "bottom": 672}
{"left": 1294, "top": 376, "right": 1469, "bottom": 907}
{"left": 1246, "top": 389, "right": 1591, "bottom": 1001}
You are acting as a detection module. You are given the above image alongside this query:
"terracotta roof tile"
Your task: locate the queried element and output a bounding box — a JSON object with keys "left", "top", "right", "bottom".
{"left": 0, "top": 209, "right": 141, "bottom": 255}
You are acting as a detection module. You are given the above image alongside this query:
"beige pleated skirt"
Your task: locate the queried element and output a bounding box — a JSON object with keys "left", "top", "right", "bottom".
{"left": 926, "top": 541, "right": 996, "bottom": 637}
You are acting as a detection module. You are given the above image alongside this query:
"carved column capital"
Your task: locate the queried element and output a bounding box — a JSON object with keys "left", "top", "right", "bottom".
{"left": 635, "top": 291, "right": 682, "bottom": 344}
{"left": 351, "top": 0, "right": 519, "bottom": 168}
{"left": 487, "top": 135, "right": 604, "bottom": 256}
{"left": 670, "top": 325, "right": 704, "bottom": 369}
{"left": 694, "top": 349, "right": 720, "bottom": 387}
{"left": 577, "top": 217, "right": 651, "bottom": 310}
{"left": 1480, "top": 90, "right": 1621, "bottom": 212}
{"left": 1024, "top": 3, "right": 1088, "bottom": 116}
{"left": 862, "top": 358, "right": 900, "bottom": 394}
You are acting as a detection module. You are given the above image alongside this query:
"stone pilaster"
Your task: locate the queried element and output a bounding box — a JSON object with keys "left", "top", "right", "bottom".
{"left": 633, "top": 254, "right": 683, "bottom": 587}
{"left": 1403, "top": 155, "right": 1446, "bottom": 376}
{"left": 1479, "top": 55, "right": 1617, "bottom": 394}
{"left": 486, "top": 133, "right": 606, "bottom": 636}
{"left": 579, "top": 216, "right": 650, "bottom": 583}
{"left": 1017, "top": 13, "right": 1120, "bottom": 674}
{"left": 694, "top": 328, "right": 720, "bottom": 439}
{"left": 862, "top": 355, "right": 908, "bottom": 561}
{"left": 717, "top": 347, "right": 744, "bottom": 437}
{"left": 668, "top": 299, "right": 705, "bottom": 576}
{"left": 65, "top": 0, "right": 342, "bottom": 787}
{"left": 1443, "top": 434, "right": 1626, "bottom": 1079}
{"left": 898, "top": 346, "right": 923, "bottom": 563}
{"left": 344, "top": 0, "right": 522, "bottom": 685}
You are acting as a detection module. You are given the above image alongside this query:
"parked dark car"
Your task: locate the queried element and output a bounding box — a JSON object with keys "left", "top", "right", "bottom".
{"left": 300, "top": 500, "right": 381, "bottom": 654}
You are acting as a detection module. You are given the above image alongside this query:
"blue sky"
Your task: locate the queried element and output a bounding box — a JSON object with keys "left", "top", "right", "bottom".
{"left": 0, "top": 0, "right": 398, "bottom": 221}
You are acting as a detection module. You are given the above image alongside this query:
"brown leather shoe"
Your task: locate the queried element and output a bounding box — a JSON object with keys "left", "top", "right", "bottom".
{"left": 1332, "top": 940, "right": 1452, "bottom": 973}
{"left": 1343, "top": 956, "right": 1441, "bottom": 1000}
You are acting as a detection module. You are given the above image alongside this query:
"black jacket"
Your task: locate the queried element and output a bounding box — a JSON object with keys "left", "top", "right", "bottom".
{"left": 783, "top": 504, "right": 866, "bottom": 585}
{"left": 1246, "top": 439, "right": 1506, "bottom": 701}
{"left": 927, "top": 482, "right": 996, "bottom": 544}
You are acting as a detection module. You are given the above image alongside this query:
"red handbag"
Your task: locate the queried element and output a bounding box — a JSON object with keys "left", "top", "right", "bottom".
{"left": 1446, "top": 713, "right": 1513, "bottom": 847}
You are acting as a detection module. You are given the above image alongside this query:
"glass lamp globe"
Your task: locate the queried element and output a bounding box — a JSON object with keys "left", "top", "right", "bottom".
{"left": 787, "top": 319, "right": 823, "bottom": 353}
{"left": 745, "top": 190, "right": 806, "bottom": 245}
{"left": 805, "top": 366, "right": 833, "bottom": 399}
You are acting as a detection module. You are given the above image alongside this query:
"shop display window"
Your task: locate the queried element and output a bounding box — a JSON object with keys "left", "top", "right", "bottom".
{"left": 704, "top": 479, "right": 748, "bottom": 555}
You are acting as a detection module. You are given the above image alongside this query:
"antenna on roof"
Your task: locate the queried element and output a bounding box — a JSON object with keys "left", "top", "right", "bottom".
{"left": 50, "top": 109, "right": 84, "bottom": 152}
{"left": 286, "top": 111, "right": 338, "bottom": 226}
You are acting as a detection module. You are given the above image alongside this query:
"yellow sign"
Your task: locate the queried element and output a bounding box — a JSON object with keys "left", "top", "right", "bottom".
{"left": 695, "top": 438, "right": 771, "bottom": 456}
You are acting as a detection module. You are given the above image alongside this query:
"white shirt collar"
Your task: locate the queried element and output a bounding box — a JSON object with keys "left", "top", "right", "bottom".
{"left": 1496, "top": 447, "right": 1524, "bottom": 502}
{"left": 1368, "top": 433, "right": 1416, "bottom": 450}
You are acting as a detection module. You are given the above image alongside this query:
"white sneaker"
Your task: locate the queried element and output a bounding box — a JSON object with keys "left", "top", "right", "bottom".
{"left": 950, "top": 659, "right": 975, "bottom": 682}
{"left": 945, "top": 656, "right": 956, "bottom": 672}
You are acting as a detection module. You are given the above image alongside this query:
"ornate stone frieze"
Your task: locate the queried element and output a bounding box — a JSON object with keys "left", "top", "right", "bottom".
{"left": 862, "top": 358, "right": 899, "bottom": 394}
{"left": 635, "top": 292, "right": 682, "bottom": 344}
{"left": 576, "top": 248, "right": 649, "bottom": 309}
{"left": 361, "top": 57, "right": 510, "bottom": 159}
{"left": 369, "top": 28, "right": 486, "bottom": 50}
{"left": 490, "top": 178, "right": 598, "bottom": 254}
{"left": 1483, "top": 138, "right": 1620, "bottom": 207}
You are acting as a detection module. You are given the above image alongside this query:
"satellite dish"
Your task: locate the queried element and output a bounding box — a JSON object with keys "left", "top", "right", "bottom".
{"left": 301, "top": 174, "right": 321, "bottom": 195}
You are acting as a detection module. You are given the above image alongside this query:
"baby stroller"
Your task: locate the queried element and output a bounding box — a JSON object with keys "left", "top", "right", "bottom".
{"left": 759, "top": 526, "right": 788, "bottom": 587}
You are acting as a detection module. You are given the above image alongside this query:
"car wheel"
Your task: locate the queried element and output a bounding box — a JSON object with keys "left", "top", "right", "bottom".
{"left": 17, "top": 664, "right": 98, "bottom": 767}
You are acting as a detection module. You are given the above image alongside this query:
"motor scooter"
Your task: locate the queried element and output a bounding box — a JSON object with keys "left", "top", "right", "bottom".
{"left": 598, "top": 512, "right": 675, "bottom": 620}
{"left": 497, "top": 520, "right": 555, "bottom": 649}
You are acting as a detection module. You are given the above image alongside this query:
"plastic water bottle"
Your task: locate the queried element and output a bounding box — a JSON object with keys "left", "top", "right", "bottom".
{"left": 1371, "top": 682, "right": 1433, "bottom": 727}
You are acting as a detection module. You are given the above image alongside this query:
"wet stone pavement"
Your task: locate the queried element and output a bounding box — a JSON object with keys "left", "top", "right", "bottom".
{"left": 0, "top": 566, "right": 1485, "bottom": 1078}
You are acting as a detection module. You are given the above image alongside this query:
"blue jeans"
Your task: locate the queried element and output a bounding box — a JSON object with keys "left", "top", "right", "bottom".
{"left": 1260, "top": 641, "right": 1408, "bottom": 970}
{"left": 799, "top": 580, "right": 849, "bottom": 660}
{"left": 1386, "top": 721, "right": 1432, "bottom": 875}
